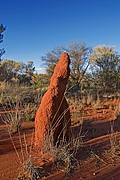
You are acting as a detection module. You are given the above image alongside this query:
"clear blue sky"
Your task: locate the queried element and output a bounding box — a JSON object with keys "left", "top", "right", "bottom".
{"left": 1, "top": 0, "right": 120, "bottom": 72}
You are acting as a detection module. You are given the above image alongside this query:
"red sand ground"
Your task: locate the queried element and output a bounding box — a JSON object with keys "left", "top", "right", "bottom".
{"left": 0, "top": 99, "right": 120, "bottom": 180}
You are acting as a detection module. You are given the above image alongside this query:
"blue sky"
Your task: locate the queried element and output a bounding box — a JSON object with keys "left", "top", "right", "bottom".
{"left": 1, "top": 0, "right": 120, "bottom": 72}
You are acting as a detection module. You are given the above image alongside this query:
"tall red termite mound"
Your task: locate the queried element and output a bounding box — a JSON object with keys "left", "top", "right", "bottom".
{"left": 35, "top": 52, "right": 71, "bottom": 149}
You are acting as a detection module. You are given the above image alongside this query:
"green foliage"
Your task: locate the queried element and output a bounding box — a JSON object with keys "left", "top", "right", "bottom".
{"left": 25, "top": 61, "right": 35, "bottom": 77}
{"left": 0, "top": 83, "right": 40, "bottom": 105}
{"left": 89, "top": 45, "right": 120, "bottom": 94}
{"left": 0, "top": 59, "right": 35, "bottom": 85}
{"left": 31, "top": 73, "right": 49, "bottom": 90}
{"left": 0, "top": 24, "right": 6, "bottom": 61}
{"left": 42, "top": 43, "right": 120, "bottom": 96}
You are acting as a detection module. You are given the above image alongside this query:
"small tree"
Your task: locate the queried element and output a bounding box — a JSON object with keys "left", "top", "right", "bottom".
{"left": 42, "top": 41, "right": 90, "bottom": 93}
{"left": 66, "top": 42, "right": 90, "bottom": 91}
{"left": 89, "top": 45, "right": 120, "bottom": 94}
{"left": 21, "top": 61, "right": 35, "bottom": 85}
{"left": 0, "top": 24, "right": 6, "bottom": 61}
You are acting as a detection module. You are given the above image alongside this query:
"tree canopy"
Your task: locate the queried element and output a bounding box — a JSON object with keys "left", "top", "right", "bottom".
{"left": 89, "top": 45, "right": 120, "bottom": 94}
{"left": 0, "top": 59, "right": 35, "bottom": 85}
{"left": 42, "top": 44, "right": 120, "bottom": 95}
{"left": 42, "top": 41, "right": 91, "bottom": 92}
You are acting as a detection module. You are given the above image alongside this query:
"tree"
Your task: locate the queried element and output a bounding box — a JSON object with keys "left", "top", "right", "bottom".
{"left": 19, "top": 61, "right": 35, "bottom": 85}
{"left": 25, "top": 61, "right": 35, "bottom": 77}
{"left": 0, "top": 59, "right": 35, "bottom": 85}
{"left": 42, "top": 42, "right": 90, "bottom": 92}
{"left": 89, "top": 45, "right": 120, "bottom": 94}
{"left": 42, "top": 46, "right": 64, "bottom": 77}
{"left": 0, "top": 59, "right": 24, "bottom": 82}
{"left": 66, "top": 42, "right": 90, "bottom": 91}
{"left": 0, "top": 24, "right": 6, "bottom": 61}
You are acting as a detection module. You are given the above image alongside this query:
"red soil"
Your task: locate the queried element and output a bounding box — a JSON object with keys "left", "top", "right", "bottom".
{"left": 0, "top": 99, "right": 120, "bottom": 180}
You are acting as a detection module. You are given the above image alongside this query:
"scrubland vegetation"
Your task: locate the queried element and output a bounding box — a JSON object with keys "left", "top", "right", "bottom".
{"left": 0, "top": 24, "right": 120, "bottom": 179}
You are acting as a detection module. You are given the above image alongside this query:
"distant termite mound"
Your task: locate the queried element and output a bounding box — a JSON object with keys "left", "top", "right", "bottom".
{"left": 35, "top": 52, "right": 71, "bottom": 149}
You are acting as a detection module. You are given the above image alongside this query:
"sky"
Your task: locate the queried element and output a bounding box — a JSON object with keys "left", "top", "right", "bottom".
{"left": 0, "top": 0, "right": 120, "bottom": 73}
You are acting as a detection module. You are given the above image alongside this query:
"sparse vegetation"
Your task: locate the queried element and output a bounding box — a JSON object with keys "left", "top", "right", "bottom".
{"left": 0, "top": 41, "right": 120, "bottom": 179}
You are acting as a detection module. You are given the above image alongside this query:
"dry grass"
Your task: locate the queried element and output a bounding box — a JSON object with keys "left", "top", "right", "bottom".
{"left": 1, "top": 90, "right": 120, "bottom": 179}
{"left": 1, "top": 99, "right": 22, "bottom": 133}
{"left": 39, "top": 119, "right": 83, "bottom": 174}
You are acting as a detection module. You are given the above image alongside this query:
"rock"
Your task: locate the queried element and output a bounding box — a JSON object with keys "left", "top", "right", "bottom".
{"left": 35, "top": 52, "right": 71, "bottom": 149}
